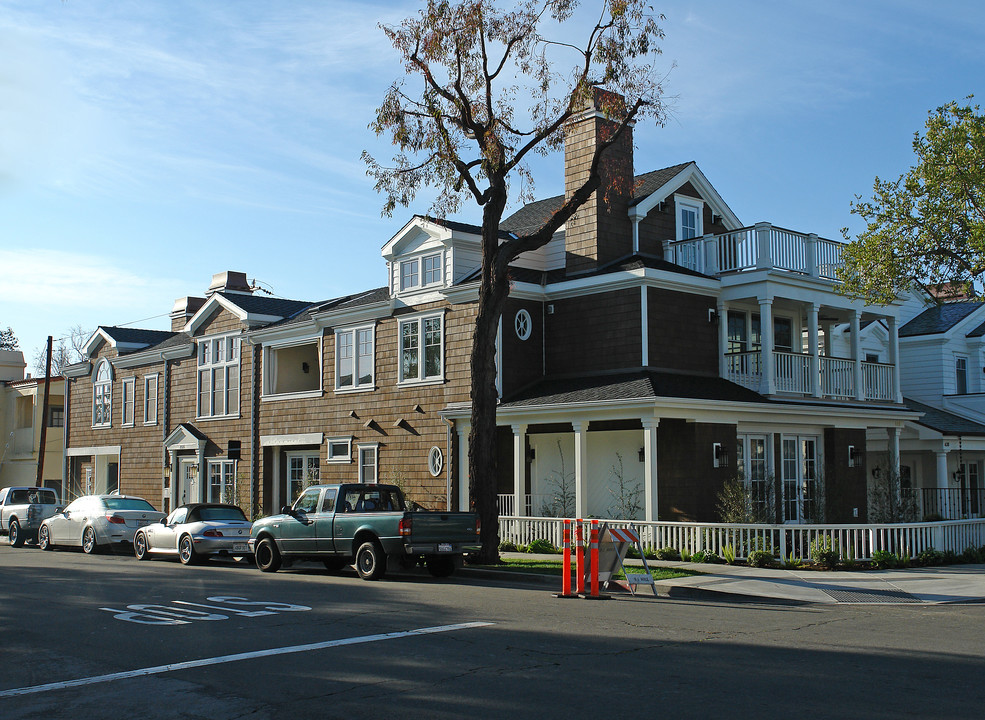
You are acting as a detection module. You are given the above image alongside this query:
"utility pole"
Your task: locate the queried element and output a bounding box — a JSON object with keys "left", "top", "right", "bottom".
{"left": 36, "top": 336, "right": 53, "bottom": 487}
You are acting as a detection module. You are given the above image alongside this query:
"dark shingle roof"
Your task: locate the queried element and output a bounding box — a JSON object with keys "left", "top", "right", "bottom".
{"left": 899, "top": 302, "right": 985, "bottom": 337}
{"left": 904, "top": 398, "right": 985, "bottom": 436}
{"left": 499, "top": 162, "right": 694, "bottom": 236}
{"left": 499, "top": 371, "right": 767, "bottom": 409}
{"left": 216, "top": 292, "right": 313, "bottom": 320}
{"left": 254, "top": 288, "right": 392, "bottom": 332}
{"left": 99, "top": 326, "right": 174, "bottom": 347}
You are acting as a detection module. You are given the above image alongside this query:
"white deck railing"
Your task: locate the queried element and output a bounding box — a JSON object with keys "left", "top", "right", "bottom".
{"left": 725, "top": 352, "right": 894, "bottom": 402}
{"left": 667, "top": 223, "right": 844, "bottom": 279}
{"left": 499, "top": 516, "right": 985, "bottom": 562}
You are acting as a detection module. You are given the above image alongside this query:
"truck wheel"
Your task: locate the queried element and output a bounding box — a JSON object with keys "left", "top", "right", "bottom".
{"left": 8, "top": 519, "right": 24, "bottom": 547}
{"left": 255, "top": 538, "right": 281, "bottom": 573}
{"left": 426, "top": 556, "right": 456, "bottom": 578}
{"left": 134, "top": 532, "right": 149, "bottom": 560}
{"left": 82, "top": 527, "right": 98, "bottom": 554}
{"left": 38, "top": 525, "right": 52, "bottom": 551}
{"left": 355, "top": 540, "right": 386, "bottom": 580}
{"left": 178, "top": 535, "right": 198, "bottom": 565}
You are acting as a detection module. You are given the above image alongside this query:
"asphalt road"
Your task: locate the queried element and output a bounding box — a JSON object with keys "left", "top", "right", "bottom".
{"left": 2, "top": 543, "right": 985, "bottom": 719}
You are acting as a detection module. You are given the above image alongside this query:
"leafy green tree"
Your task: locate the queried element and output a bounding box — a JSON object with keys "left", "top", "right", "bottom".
{"left": 840, "top": 99, "right": 985, "bottom": 304}
{"left": 365, "top": 0, "right": 667, "bottom": 562}
{"left": 0, "top": 326, "right": 18, "bottom": 351}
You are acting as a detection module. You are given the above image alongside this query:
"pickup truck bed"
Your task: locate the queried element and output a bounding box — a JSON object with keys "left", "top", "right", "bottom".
{"left": 249, "top": 483, "right": 480, "bottom": 579}
{"left": 0, "top": 486, "right": 61, "bottom": 547}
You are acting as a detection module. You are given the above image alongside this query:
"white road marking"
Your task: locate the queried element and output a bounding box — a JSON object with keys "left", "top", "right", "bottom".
{"left": 0, "top": 621, "right": 493, "bottom": 698}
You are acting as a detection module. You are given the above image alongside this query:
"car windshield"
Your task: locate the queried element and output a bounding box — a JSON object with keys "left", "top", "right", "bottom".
{"left": 102, "top": 497, "right": 156, "bottom": 511}
{"left": 195, "top": 507, "right": 247, "bottom": 522}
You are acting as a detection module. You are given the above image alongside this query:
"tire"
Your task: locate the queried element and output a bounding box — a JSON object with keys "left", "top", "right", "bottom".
{"left": 134, "top": 532, "right": 150, "bottom": 560}
{"left": 178, "top": 535, "right": 198, "bottom": 565}
{"left": 322, "top": 558, "right": 347, "bottom": 572}
{"left": 255, "top": 538, "right": 281, "bottom": 573}
{"left": 82, "top": 526, "right": 98, "bottom": 554}
{"left": 8, "top": 519, "right": 24, "bottom": 548}
{"left": 38, "top": 524, "right": 52, "bottom": 551}
{"left": 426, "top": 555, "right": 456, "bottom": 578}
{"left": 355, "top": 540, "right": 386, "bottom": 581}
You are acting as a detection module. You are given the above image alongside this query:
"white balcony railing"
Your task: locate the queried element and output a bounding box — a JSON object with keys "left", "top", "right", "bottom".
{"left": 668, "top": 223, "right": 844, "bottom": 279}
{"left": 725, "top": 351, "right": 895, "bottom": 402}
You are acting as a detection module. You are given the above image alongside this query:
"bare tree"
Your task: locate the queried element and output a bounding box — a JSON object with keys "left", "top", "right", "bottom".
{"left": 32, "top": 325, "right": 91, "bottom": 377}
{"left": 365, "top": 0, "right": 667, "bottom": 562}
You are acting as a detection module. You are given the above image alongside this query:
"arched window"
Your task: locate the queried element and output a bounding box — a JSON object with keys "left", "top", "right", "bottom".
{"left": 92, "top": 360, "right": 113, "bottom": 427}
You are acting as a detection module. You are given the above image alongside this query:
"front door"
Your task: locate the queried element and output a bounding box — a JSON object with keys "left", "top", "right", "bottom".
{"left": 781, "top": 436, "right": 819, "bottom": 523}
{"left": 178, "top": 459, "right": 199, "bottom": 506}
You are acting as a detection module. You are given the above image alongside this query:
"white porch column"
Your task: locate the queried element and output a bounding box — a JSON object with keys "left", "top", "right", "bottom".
{"left": 936, "top": 449, "right": 951, "bottom": 519}
{"left": 808, "top": 303, "right": 821, "bottom": 398}
{"left": 718, "top": 301, "right": 729, "bottom": 380}
{"left": 821, "top": 321, "right": 833, "bottom": 356}
{"left": 755, "top": 222, "right": 773, "bottom": 270}
{"left": 457, "top": 424, "right": 470, "bottom": 511}
{"left": 888, "top": 427, "right": 901, "bottom": 477}
{"left": 851, "top": 310, "right": 864, "bottom": 401}
{"left": 196, "top": 447, "right": 206, "bottom": 503}
{"left": 641, "top": 418, "right": 659, "bottom": 521}
{"left": 703, "top": 233, "right": 719, "bottom": 275}
{"left": 758, "top": 297, "right": 775, "bottom": 395}
{"left": 272, "top": 447, "right": 281, "bottom": 513}
{"left": 888, "top": 316, "right": 902, "bottom": 403}
{"left": 168, "top": 450, "right": 178, "bottom": 511}
{"left": 805, "top": 233, "right": 819, "bottom": 277}
{"left": 640, "top": 287, "right": 649, "bottom": 368}
{"left": 572, "top": 421, "right": 589, "bottom": 518}
{"left": 511, "top": 424, "right": 527, "bottom": 517}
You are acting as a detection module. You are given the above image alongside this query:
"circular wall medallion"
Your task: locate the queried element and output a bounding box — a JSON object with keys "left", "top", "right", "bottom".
{"left": 428, "top": 446, "right": 444, "bottom": 477}
{"left": 514, "top": 309, "right": 532, "bottom": 340}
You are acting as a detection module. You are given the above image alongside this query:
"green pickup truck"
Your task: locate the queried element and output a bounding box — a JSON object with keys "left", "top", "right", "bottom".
{"left": 248, "top": 483, "right": 480, "bottom": 580}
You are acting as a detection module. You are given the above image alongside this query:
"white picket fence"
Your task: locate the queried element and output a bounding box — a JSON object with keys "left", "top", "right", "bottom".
{"left": 499, "top": 516, "right": 985, "bottom": 562}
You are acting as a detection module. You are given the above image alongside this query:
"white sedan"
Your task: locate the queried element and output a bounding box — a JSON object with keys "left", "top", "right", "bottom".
{"left": 38, "top": 494, "right": 165, "bottom": 553}
{"left": 134, "top": 503, "right": 252, "bottom": 565}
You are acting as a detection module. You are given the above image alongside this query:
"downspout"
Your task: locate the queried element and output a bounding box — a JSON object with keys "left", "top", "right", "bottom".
{"left": 161, "top": 354, "right": 171, "bottom": 512}
{"left": 61, "top": 376, "right": 71, "bottom": 501}
{"left": 247, "top": 337, "right": 260, "bottom": 519}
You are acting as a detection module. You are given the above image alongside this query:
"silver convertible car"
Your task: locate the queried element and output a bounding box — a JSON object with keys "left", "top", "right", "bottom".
{"left": 38, "top": 494, "right": 164, "bottom": 553}
{"left": 133, "top": 503, "right": 252, "bottom": 564}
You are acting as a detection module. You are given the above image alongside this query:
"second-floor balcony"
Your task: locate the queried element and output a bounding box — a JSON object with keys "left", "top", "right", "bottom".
{"left": 666, "top": 222, "right": 844, "bottom": 279}
{"left": 726, "top": 351, "right": 897, "bottom": 402}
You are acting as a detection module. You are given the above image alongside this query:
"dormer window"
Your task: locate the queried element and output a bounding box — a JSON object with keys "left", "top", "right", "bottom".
{"left": 398, "top": 252, "right": 442, "bottom": 292}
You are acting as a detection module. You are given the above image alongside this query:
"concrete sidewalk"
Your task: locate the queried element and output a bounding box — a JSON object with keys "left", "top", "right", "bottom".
{"left": 476, "top": 554, "right": 985, "bottom": 604}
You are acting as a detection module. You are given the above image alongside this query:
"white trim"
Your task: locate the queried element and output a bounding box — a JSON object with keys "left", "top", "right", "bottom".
{"left": 196, "top": 333, "right": 242, "bottom": 420}
{"left": 629, "top": 162, "right": 741, "bottom": 229}
{"left": 326, "top": 436, "right": 353, "bottom": 463}
{"left": 260, "top": 433, "right": 324, "bottom": 448}
{"left": 514, "top": 309, "right": 532, "bottom": 341}
{"left": 428, "top": 446, "right": 444, "bottom": 477}
{"left": 262, "top": 336, "right": 322, "bottom": 399}
{"left": 121, "top": 377, "right": 136, "bottom": 428}
{"left": 143, "top": 374, "right": 159, "bottom": 426}
{"left": 357, "top": 442, "right": 380, "bottom": 483}
{"left": 335, "top": 323, "right": 375, "bottom": 392}
{"left": 66, "top": 445, "right": 122, "bottom": 457}
{"left": 261, "top": 389, "right": 324, "bottom": 402}
{"left": 397, "top": 310, "right": 446, "bottom": 385}
{"left": 92, "top": 359, "right": 113, "bottom": 428}
{"left": 674, "top": 193, "right": 704, "bottom": 242}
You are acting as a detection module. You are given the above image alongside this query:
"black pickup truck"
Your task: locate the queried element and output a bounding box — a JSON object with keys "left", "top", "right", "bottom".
{"left": 248, "top": 483, "right": 480, "bottom": 580}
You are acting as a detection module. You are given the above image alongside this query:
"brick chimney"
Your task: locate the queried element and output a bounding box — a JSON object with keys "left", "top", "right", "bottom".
{"left": 563, "top": 89, "right": 634, "bottom": 275}
{"left": 170, "top": 296, "right": 206, "bottom": 332}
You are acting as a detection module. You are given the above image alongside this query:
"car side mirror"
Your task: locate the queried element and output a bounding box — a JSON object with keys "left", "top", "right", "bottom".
{"left": 280, "top": 505, "right": 291, "bottom": 515}
{"left": 63, "top": 510, "right": 71, "bottom": 518}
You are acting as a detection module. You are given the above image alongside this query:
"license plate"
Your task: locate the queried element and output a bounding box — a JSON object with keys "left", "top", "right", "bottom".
{"left": 233, "top": 543, "right": 249, "bottom": 553}
{"left": 438, "top": 543, "right": 453, "bottom": 553}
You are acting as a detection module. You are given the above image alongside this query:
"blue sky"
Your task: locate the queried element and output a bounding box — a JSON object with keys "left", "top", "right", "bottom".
{"left": 2, "top": 0, "right": 984, "bottom": 368}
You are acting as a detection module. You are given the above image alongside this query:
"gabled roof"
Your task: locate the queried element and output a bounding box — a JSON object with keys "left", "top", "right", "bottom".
{"left": 254, "top": 287, "right": 392, "bottom": 334}
{"left": 184, "top": 292, "right": 314, "bottom": 335}
{"left": 905, "top": 398, "right": 985, "bottom": 436}
{"left": 498, "top": 161, "right": 741, "bottom": 237}
{"left": 85, "top": 326, "right": 176, "bottom": 357}
{"left": 499, "top": 370, "right": 767, "bottom": 409}
{"left": 899, "top": 302, "right": 985, "bottom": 338}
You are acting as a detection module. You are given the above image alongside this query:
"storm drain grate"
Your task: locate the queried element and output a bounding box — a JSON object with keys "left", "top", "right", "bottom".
{"left": 821, "top": 588, "right": 922, "bottom": 604}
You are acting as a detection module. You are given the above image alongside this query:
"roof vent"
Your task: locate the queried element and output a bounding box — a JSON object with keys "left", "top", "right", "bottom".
{"left": 206, "top": 271, "right": 253, "bottom": 297}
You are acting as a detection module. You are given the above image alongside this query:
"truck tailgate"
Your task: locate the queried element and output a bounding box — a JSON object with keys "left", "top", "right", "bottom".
{"left": 405, "top": 512, "right": 478, "bottom": 550}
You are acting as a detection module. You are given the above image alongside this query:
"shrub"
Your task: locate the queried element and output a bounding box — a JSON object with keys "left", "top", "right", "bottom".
{"left": 681, "top": 549, "right": 692, "bottom": 562}
{"left": 748, "top": 550, "right": 774, "bottom": 568}
{"left": 916, "top": 548, "right": 945, "bottom": 567}
{"left": 810, "top": 535, "right": 840, "bottom": 568}
{"left": 942, "top": 550, "right": 960, "bottom": 564}
{"left": 961, "top": 546, "right": 984, "bottom": 564}
{"left": 655, "top": 546, "right": 681, "bottom": 561}
{"left": 690, "top": 550, "right": 706, "bottom": 563}
{"left": 782, "top": 553, "right": 801, "bottom": 569}
{"left": 700, "top": 551, "right": 724, "bottom": 565}
{"left": 721, "top": 544, "right": 737, "bottom": 565}
{"left": 871, "top": 550, "right": 900, "bottom": 569}
{"left": 499, "top": 541, "right": 519, "bottom": 553}
{"left": 525, "top": 538, "right": 557, "bottom": 554}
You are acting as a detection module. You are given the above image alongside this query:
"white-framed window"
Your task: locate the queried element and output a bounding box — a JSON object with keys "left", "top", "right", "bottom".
{"left": 336, "top": 325, "right": 374, "bottom": 391}
{"left": 286, "top": 451, "right": 320, "bottom": 503}
{"left": 121, "top": 377, "right": 135, "bottom": 427}
{"left": 264, "top": 340, "right": 320, "bottom": 397}
{"left": 208, "top": 459, "right": 236, "bottom": 504}
{"left": 398, "top": 252, "right": 442, "bottom": 292}
{"left": 143, "top": 374, "right": 159, "bottom": 425}
{"left": 956, "top": 355, "right": 968, "bottom": 395}
{"left": 399, "top": 312, "right": 444, "bottom": 384}
{"left": 515, "top": 309, "right": 532, "bottom": 341}
{"left": 326, "top": 436, "right": 353, "bottom": 463}
{"left": 428, "top": 446, "right": 444, "bottom": 477}
{"left": 675, "top": 195, "right": 704, "bottom": 241}
{"left": 357, "top": 443, "right": 378, "bottom": 483}
{"left": 736, "top": 434, "right": 770, "bottom": 521}
{"left": 92, "top": 359, "right": 113, "bottom": 428}
{"left": 197, "top": 334, "right": 241, "bottom": 419}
